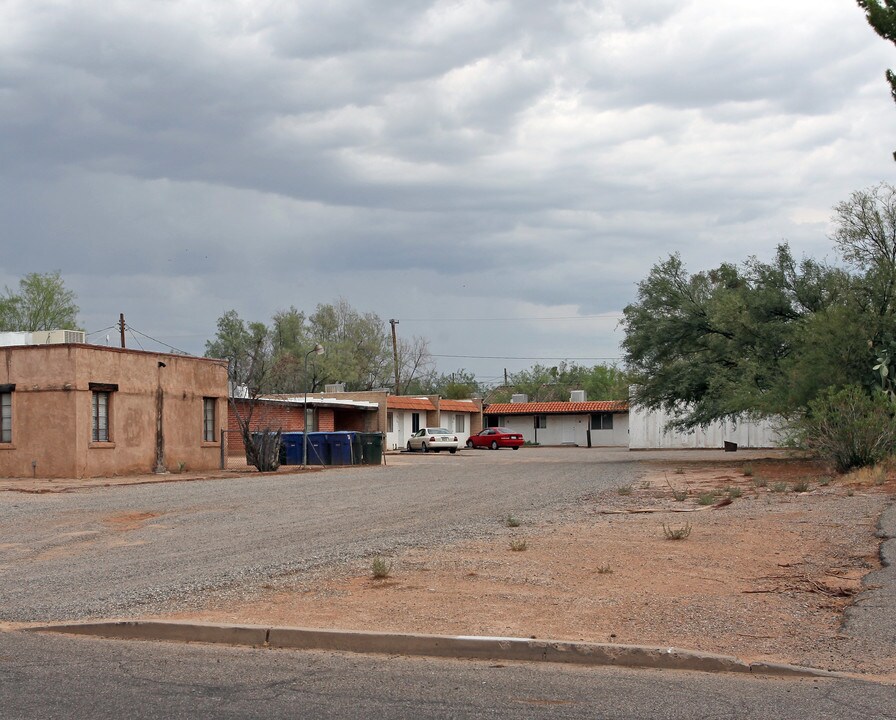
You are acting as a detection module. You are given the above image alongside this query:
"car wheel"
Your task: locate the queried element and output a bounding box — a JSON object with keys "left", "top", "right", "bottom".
{"left": 490, "top": 441, "right": 498, "bottom": 450}
{"left": 422, "top": 442, "right": 429, "bottom": 453}
{"left": 466, "top": 440, "right": 473, "bottom": 449}
{"left": 449, "top": 448, "right": 456, "bottom": 454}
{"left": 512, "top": 446, "right": 519, "bottom": 450}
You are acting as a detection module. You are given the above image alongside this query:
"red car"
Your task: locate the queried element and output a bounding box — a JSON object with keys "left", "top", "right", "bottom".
{"left": 466, "top": 427, "right": 525, "bottom": 450}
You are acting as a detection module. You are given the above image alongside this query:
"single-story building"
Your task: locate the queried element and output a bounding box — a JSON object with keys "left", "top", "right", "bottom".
{"left": 0, "top": 339, "right": 228, "bottom": 478}
{"left": 226, "top": 394, "right": 380, "bottom": 456}
{"left": 225, "top": 391, "right": 483, "bottom": 454}
{"left": 384, "top": 396, "right": 482, "bottom": 450}
{"left": 484, "top": 394, "right": 629, "bottom": 447}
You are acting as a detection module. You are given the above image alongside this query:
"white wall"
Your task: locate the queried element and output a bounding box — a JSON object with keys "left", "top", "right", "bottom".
{"left": 386, "top": 410, "right": 473, "bottom": 449}
{"left": 628, "top": 405, "right": 780, "bottom": 449}
{"left": 492, "top": 414, "right": 629, "bottom": 447}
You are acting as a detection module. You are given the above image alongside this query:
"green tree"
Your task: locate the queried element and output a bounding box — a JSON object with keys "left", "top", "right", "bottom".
{"left": 489, "top": 362, "right": 630, "bottom": 403}
{"left": 0, "top": 271, "right": 79, "bottom": 331}
{"left": 205, "top": 310, "right": 280, "bottom": 471}
{"left": 415, "top": 368, "right": 482, "bottom": 399}
{"left": 621, "top": 246, "right": 854, "bottom": 429}
{"left": 622, "top": 184, "right": 896, "bottom": 436}
{"left": 858, "top": 1, "right": 896, "bottom": 102}
{"left": 307, "top": 299, "right": 393, "bottom": 391}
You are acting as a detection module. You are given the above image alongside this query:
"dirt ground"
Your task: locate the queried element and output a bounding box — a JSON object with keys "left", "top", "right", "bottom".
{"left": 164, "top": 457, "right": 895, "bottom": 679}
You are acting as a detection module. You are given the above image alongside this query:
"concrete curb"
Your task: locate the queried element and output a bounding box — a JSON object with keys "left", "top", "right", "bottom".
{"left": 27, "top": 621, "right": 840, "bottom": 678}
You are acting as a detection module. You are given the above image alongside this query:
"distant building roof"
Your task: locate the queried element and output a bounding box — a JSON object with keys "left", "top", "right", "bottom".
{"left": 439, "top": 399, "right": 480, "bottom": 413}
{"left": 485, "top": 401, "right": 628, "bottom": 415}
{"left": 387, "top": 396, "right": 437, "bottom": 411}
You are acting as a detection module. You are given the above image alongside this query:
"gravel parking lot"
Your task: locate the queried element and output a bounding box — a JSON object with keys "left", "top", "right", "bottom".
{"left": 0, "top": 447, "right": 785, "bottom": 624}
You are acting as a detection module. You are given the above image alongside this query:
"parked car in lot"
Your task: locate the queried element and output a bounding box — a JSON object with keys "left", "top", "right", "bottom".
{"left": 466, "top": 427, "right": 525, "bottom": 450}
{"left": 407, "top": 427, "right": 459, "bottom": 453}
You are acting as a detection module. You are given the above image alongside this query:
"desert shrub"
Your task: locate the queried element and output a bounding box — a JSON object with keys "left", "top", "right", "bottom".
{"left": 662, "top": 522, "right": 692, "bottom": 540}
{"left": 371, "top": 556, "right": 393, "bottom": 579}
{"left": 509, "top": 539, "right": 528, "bottom": 551}
{"left": 790, "top": 385, "right": 896, "bottom": 473}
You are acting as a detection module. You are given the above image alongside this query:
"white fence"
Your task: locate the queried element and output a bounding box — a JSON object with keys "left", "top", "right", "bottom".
{"left": 628, "top": 404, "right": 781, "bottom": 449}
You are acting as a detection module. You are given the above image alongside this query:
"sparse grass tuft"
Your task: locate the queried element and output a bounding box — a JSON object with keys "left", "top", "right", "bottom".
{"left": 371, "top": 556, "right": 393, "bottom": 579}
{"left": 663, "top": 522, "right": 692, "bottom": 540}
{"left": 771, "top": 482, "right": 788, "bottom": 493}
{"left": 596, "top": 562, "right": 612, "bottom": 574}
{"left": 674, "top": 467, "right": 685, "bottom": 475}
{"left": 672, "top": 489, "right": 688, "bottom": 502}
{"left": 753, "top": 476, "right": 768, "bottom": 488}
{"left": 697, "top": 492, "right": 717, "bottom": 506}
{"left": 792, "top": 480, "right": 810, "bottom": 493}
{"left": 617, "top": 484, "right": 633, "bottom": 496}
{"left": 819, "top": 476, "right": 832, "bottom": 487}
{"left": 509, "top": 539, "right": 528, "bottom": 552}
{"left": 727, "top": 486, "right": 743, "bottom": 499}
{"left": 504, "top": 514, "right": 520, "bottom": 528}
{"left": 640, "top": 480, "right": 651, "bottom": 489}
{"left": 742, "top": 464, "right": 754, "bottom": 477}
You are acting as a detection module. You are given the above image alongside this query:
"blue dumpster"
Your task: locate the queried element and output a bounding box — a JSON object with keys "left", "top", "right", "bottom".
{"left": 304, "top": 432, "right": 329, "bottom": 465}
{"left": 280, "top": 432, "right": 304, "bottom": 465}
{"left": 326, "top": 431, "right": 357, "bottom": 466}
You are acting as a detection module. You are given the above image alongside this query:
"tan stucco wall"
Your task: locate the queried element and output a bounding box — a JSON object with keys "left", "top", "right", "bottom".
{"left": 0, "top": 344, "right": 227, "bottom": 478}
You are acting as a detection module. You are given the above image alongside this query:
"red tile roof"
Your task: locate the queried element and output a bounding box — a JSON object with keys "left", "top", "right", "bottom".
{"left": 387, "top": 396, "right": 437, "bottom": 411}
{"left": 485, "top": 401, "right": 628, "bottom": 415}
{"left": 439, "top": 399, "right": 479, "bottom": 412}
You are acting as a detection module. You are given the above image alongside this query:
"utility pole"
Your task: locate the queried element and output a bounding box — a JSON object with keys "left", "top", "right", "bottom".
{"left": 389, "top": 319, "right": 400, "bottom": 394}
{"left": 504, "top": 367, "right": 508, "bottom": 387}
{"left": 119, "top": 313, "right": 126, "bottom": 349}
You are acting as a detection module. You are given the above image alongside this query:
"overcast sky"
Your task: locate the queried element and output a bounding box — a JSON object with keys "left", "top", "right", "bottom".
{"left": 2, "top": 0, "right": 895, "bottom": 387}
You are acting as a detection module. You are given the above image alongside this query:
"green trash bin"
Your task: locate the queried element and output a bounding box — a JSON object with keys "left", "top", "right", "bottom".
{"left": 359, "top": 432, "right": 384, "bottom": 465}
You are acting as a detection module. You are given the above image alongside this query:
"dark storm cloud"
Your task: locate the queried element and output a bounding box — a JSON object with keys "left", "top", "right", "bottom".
{"left": 1, "top": 0, "right": 894, "bottom": 379}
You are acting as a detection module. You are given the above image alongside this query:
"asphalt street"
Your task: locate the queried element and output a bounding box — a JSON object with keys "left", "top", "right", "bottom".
{"left": 3, "top": 631, "right": 895, "bottom": 720}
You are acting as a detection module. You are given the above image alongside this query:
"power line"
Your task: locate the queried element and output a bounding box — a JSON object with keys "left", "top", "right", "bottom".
{"left": 400, "top": 313, "right": 623, "bottom": 323}
{"left": 432, "top": 353, "right": 623, "bottom": 361}
{"left": 124, "top": 324, "right": 192, "bottom": 356}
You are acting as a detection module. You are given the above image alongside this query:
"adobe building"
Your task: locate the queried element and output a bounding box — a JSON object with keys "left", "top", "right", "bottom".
{"left": 0, "top": 337, "right": 228, "bottom": 478}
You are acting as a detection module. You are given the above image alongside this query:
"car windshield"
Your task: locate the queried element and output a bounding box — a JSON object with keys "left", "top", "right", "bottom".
{"left": 430, "top": 428, "right": 450, "bottom": 434}
{"left": 493, "top": 427, "right": 512, "bottom": 433}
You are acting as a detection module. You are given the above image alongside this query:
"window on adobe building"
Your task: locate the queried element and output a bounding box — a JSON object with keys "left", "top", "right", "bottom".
{"left": 0, "top": 385, "right": 13, "bottom": 443}
{"left": 203, "top": 397, "right": 216, "bottom": 442}
{"left": 387, "top": 412, "right": 394, "bottom": 433}
{"left": 455, "top": 414, "right": 465, "bottom": 433}
{"left": 411, "top": 412, "right": 420, "bottom": 433}
{"left": 90, "top": 383, "right": 118, "bottom": 443}
{"left": 534, "top": 414, "right": 547, "bottom": 429}
{"left": 92, "top": 392, "right": 110, "bottom": 442}
{"left": 591, "top": 412, "right": 613, "bottom": 430}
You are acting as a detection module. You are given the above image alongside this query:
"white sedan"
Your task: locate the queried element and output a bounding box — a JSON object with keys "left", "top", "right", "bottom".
{"left": 406, "top": 427, "right": 459, "bottom": 453}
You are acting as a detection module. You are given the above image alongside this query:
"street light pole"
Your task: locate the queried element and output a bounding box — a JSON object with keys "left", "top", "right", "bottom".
{"left": 302, "top": 343, "right": 325, "bottom": 467}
